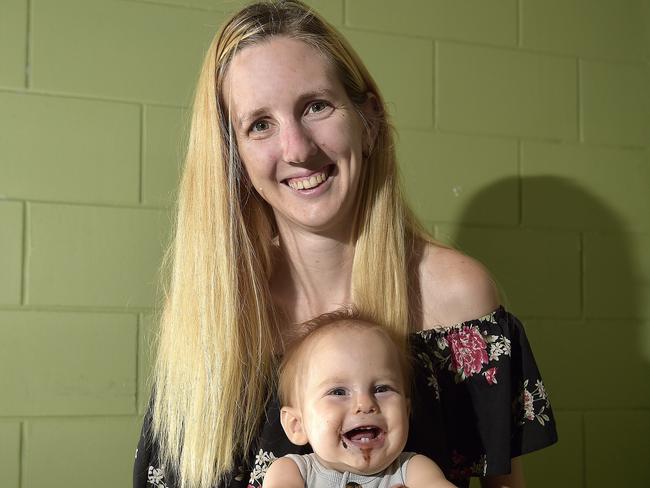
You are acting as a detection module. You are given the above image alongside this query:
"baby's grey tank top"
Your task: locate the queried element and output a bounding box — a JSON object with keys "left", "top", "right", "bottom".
{"left": 284, "top": 452, "right": 416, "bottom": 488}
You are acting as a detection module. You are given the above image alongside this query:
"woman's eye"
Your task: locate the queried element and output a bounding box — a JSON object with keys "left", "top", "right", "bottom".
{"left": 250, "top": 120, "right": 269, "bottom": 133}
{"left": 327, "top": 387, "right": 347, "bottom": 396}
{"left": 307, "top": 101, "right": 329, "bottom": 114}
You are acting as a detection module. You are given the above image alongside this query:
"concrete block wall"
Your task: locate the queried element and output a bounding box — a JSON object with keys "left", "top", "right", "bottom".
{"left": 0, "top": 1, "right": 647, "bottom": 487}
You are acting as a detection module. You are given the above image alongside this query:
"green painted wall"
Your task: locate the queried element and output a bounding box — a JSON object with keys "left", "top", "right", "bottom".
{"left": 0, "top": 1, "right": 648, "bottom": 487}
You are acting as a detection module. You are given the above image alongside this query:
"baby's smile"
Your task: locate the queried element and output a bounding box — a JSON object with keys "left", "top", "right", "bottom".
{"left": 341, "top": 425, "right": 386, "bottom": 450}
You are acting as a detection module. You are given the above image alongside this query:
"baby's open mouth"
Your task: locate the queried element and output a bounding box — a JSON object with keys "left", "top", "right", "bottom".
{"left": 342, "top": 425, "right": 384, "bottom": 445}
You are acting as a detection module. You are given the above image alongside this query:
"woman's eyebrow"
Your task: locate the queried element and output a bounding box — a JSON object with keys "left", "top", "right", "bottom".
{"left": 237, "top": 107, "right": 268, "bottom": 129}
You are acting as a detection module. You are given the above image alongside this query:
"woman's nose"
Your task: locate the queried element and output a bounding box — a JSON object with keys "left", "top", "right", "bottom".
{"left": 280, "top": 122, "right": 317, "bottom": 164}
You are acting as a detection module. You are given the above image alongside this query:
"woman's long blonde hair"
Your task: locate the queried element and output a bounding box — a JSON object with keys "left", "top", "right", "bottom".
{"left": 152, "top": 1, "right": 429, "bottom": 487}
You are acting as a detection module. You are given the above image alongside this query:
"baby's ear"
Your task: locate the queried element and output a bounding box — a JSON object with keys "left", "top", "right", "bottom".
{"left": 280, "top": 406, "right": 309, "bottom": 446}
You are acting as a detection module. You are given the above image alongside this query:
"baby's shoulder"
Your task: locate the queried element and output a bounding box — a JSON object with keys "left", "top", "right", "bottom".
{"left": 405, "top": 453, "right": 455, "bottom": 488}
{"left": 263, "top": 456, "right": 304, "bottom": 488}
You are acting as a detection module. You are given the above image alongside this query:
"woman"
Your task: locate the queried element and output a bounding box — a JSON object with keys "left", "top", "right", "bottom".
{"left": 134, "top": 2, "right": 557, "bottom": 487}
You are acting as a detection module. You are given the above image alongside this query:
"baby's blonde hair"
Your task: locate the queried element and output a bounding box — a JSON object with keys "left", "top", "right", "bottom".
{"left": 278, "top": 308, "right": 413, "bottom": 408}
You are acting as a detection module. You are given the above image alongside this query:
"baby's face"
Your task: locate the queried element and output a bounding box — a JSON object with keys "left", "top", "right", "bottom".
{"left": 297, "top": 327, "right": 409, "bottom": 475}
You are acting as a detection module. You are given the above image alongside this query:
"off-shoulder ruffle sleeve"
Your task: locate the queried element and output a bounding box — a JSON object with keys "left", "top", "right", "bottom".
{"left": 407, "top": 306, "right": 557, "bottom": 483}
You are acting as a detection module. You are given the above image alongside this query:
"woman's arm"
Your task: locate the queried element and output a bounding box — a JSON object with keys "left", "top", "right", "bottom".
{"left": 262, "top": 457, "right": 304, "bottom": 488}
{"left": 480, "top": 458, "right": 526, "bottom": 488}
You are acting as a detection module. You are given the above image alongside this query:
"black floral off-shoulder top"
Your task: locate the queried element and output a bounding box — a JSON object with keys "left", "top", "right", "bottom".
{"left": 134, "top": 307, "right": 558, "bottom": 488}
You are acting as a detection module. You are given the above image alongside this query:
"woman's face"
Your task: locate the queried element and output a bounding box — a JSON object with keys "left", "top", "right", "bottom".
{"left": 224, "top": 36, "right": 370, "bottom": 237}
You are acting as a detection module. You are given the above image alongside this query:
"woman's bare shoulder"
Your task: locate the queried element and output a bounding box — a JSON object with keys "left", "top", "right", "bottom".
{"left": 416, "top": 243, "right": 500, "bottom": 330}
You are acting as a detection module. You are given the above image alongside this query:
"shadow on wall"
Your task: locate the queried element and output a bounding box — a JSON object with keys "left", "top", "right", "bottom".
{"left": 445, "top": 176, "right": 649, "bottom": 487}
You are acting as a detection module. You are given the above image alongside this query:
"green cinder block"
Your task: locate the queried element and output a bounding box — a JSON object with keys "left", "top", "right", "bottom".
{"left": 346, "top": 0, "right": 517, "bottom": 47}
{"left": 0, "top": 0, "right": 27, "bottom": 88}
{"left": 305, "top": 0, "right": 344, "bottom": 25}
{"left": 23, "top": 417, "right": 141, "bottom": 488}
{"left": 136, "top": 0, "right": 343, "bottom": 25}
{"left": 138, "top": 313, "right": 157, "bottom": 415}
{"left": 0, "top": 92, "right": 140, "bottom": 204}
{"left": 584, "top": 232, "right": 650, "bottom": 318}
{"left": 521, "top": 0, "right": 646, "bottom": 61}
{"left": 0, "top": 201, "right": 23, "bottom": 305}
{"left": 343, "top": 29, "right": 433, "bottom": 129}
{"left": 645, "top": 0, "right": 650, "bottom": 57}
{"left": 144, "top": 105, "right": 186, "bottom": 207}
{"left": 0, "top": 311, "right": 137, "bottom": 415}
{"left": 580, "top": 60, "right": 649, "bottom": 147}
{"left": 436, "top": 225, "right": 581, "bottom": 318}
{"left": 31, "top": 0, "right": 222, "bottom": 104}
{"left": 521, "top": 141, "right": 649, "bottom": 232}
{"left": 437, "top": 42, "right": 578, "bottom": 140}
{"left": 585, "top": 410, "right": 650, "bottom": 487}
{"left": 523, "top": 411, "right": 583, "bottom": 488}
{"left": 129, "top": 0, "right": 228, "bottom": 10}
{"left": 27, "top": 203, "right": 169, "bottom": 308}
{"left": 525, "top": 319, "right": 650, "bottom": 409}
{"left": 0, "top": 421, "right": 20, "bottom": 488}
{"left": 397, "top": 131, "right": 518, "bottom": 225}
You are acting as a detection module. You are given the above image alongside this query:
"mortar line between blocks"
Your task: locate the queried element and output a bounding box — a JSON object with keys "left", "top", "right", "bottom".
{"left": 579, "top": 232, "right": 585, "bottom": 319}
{"left": 433, "top": 41, "right": 439, "bottom": 130}
{"left": 517, "top": 140, "right": 523, "bottom": 227}
{"left": 21, "top": 202, "right": 29, "bottom": 306}
{"left": 576, "top": 58, "right": 583, "bottom": 143}
{"left": 516, "top": 0, "right": 522, "bottom": 48}
{"left": 581, "top": 411, "right": 587, "bottom": 488}
{"left": 135, "top": 313, "right": 142, "bottom": 414}
{"left": 19, "top": 420, "right": 26, "bottom": 488}
{"left": 24, "top": 0, "right": 32, "bottom": 89}
{"left": 139, "top": 105, "right": 146, "bottom": 205}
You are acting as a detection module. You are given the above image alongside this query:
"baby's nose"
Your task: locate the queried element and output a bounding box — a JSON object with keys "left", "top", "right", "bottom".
{"left": 355, "top": 394, "right": 378, "bottom": 414}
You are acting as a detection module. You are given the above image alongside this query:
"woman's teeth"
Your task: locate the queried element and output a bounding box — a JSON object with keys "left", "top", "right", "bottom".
{"left": 287, "top": 169, "right": 327, "bottom": 190}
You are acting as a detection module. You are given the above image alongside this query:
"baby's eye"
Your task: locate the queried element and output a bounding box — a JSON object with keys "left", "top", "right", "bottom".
{"left": 327, "top": 387, "right": 347, "bottom": 396}
{"left": 306, "top": 101, "right": 329, "bottom": 114}
{"left": 374, "top": 385, "right": 393, "bottom": 394}
{"left": 250, "top": 120, "right": 270, "bottom": 133}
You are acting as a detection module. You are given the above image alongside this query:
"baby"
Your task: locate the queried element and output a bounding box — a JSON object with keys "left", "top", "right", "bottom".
{"left": 263, "top": 311, "right": 455, "bottom": 488}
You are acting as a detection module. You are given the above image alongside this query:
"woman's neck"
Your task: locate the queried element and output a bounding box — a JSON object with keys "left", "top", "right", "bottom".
{"left": 270, "top": 225, "right": 355, "bottom": 325}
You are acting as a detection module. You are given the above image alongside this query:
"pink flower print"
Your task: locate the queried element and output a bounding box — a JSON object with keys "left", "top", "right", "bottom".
{"left": 522, "top": 388, "right": 535, "bottom": 421}
{"left": 447, "top": 326, "right": 489, "bottom": 379}
{"left": 483, "top": 367, "right": 498, "bottom": 385}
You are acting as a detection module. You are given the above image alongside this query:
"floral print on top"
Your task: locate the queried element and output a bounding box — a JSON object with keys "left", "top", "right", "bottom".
{"left": 134, "top": 307, "right": 558, "bottom": 488}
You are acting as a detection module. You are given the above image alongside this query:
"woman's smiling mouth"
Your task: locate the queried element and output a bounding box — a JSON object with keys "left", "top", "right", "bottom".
{"left": 284, "top": 165, "right": 332, "bottom": 190}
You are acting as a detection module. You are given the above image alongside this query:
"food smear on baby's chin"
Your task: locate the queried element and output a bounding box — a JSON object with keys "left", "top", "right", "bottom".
{"left": 361, "top": 447, "right": 371, "bottom": 463}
